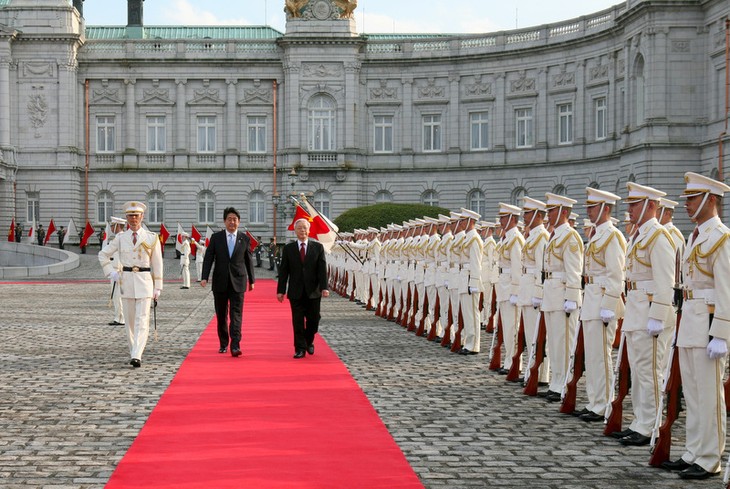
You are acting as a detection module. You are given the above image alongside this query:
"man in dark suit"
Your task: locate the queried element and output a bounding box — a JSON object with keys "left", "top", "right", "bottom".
{"left": 201, "top": 207, "right": 255, "bottom": 357}
{"left": 277, "top": 218, "right": 329, "bottom": 358}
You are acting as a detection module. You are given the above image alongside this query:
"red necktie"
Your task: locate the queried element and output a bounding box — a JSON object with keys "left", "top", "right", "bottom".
{"left": 300, "top": 242, "right": 306, "bottom": 263}
{"left": 691, "top": 227, "right": 699, "bottom": 243}
{"left": 132, "top": 232, "right": 137, "bottom": 245}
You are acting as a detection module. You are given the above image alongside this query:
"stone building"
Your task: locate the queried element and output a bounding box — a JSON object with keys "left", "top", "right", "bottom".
{"left": 0, "top": 0, "right": 728, "bottom": 242}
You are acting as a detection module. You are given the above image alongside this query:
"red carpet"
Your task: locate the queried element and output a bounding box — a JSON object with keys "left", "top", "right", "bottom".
{"left": 105, "top": 280, "right": 423, "bottom": 489}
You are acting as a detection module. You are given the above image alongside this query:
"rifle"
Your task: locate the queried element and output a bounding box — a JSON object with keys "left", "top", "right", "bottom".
{"left": 604, "top": 332, "right": 630, "bottom": 436}
{"left": 649, "top": 312, "right": 682, "bottom": 466}
{"left": 152, "top": 298, "right": 158, "bottom": 341}
{"left": 559, "top": 321, "right": 585, "bottom": 414}
{"left": 398, "top": 282, "right": 411, "bottom": 327}
{"left": 488, "top": 304, "right": 504, "bottom": 371}
{"left": 416, "top": 290, "right": 429, "bottom": 337}
{"left": 408, "top": 285, "right": 419, "bottom": 331}
{"left": 427, "top": 292, "right": 440, "bottom": 341}
{"left": 523, "top": 311, "right": 547, "bottom": 396}
{"left": 486, "top": 287, "right": 497, "bottom": 333}
{"left": 387, "top": 285, "right": 396, "bottom": 321}
{"left": 440, "top": 299, "right": 454, "bottom": 347}
{"left": 612, "top": 317, "right": 623, "bottom": 349}
{"left": 451, "top": 305, "right": 465, "bottom": 352}
{"left": 366, "top": 279, "right": 374, "bottom": 311}
{"left": 506, "top": 313, "right": 525, "bottom": 381}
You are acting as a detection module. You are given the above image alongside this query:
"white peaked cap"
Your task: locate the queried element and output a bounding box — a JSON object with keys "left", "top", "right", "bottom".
{"left": 497, "top": 202, "right": 521, "bottom": 216}
{"left": 681, "top": 172, "right": 730, "bottom": 198}
{"left": 569, "top": 212, "right": 579, "bottom": 221}
{"left": 585, "top": 187, "right": 621, "bottom": 206}
{"left": 658, "top": 198, "right": 678, "bottom": 209}
{"left": 460, "top": 208, "right": 481, "bottom": 220}
{"left": 625, "top": 182, "right": 666, "bottom": 203}
{"left": 110, "top": 216, "right": 126, "bottom": 225}
{"left": 545, "top": 193, "right": 577, "bottom": 209}
{"left": 522, "top": 196, "right": 547, "bottom": 212}
{"left": 123, "top": 201, "right": 147, "bottom": 214}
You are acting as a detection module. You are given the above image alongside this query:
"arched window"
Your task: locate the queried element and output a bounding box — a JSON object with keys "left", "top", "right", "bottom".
{"left": 588, "top": 181, "right": 600, "bottom": 189}
{"left": 308, "top": 95, "right": 336, "bottom": 151}
{"left": 552, "top": 184, "right": 567, "bottom": 196}
{"left": 422, "top": 190, "right": 439, "bottom": 207}
{"left": 511, "top": 186, "right": 526, "bottom": 206}
{"left": 147, "top": 190, "right": 164, "bottom": 224}
{"left": 249, "top": 191, "right": 266, "bottom": 224}
{"left": 198, "top": 191, "right": 215, "bottom": 224}
{"left": 313, "top": 190, "right": 331, "bottom": 218}
{"left": 633, "top": 55, "right": 645, "bottom": 126}
{"left": 468, "top": 189, "right": 486, "bottom": 216}
{"left": 97, "top": 191, "right": 114, "bottom": 224}
{"left": 375, "top": 190, "right": 393, "bottom": 203}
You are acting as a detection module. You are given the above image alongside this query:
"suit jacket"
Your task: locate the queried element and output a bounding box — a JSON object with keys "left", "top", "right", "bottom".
{"left": 277, "top": 239, "right": 328, "bottom": 299}
{"left": 202, "top": 229, "right": 255, "bottom": 294}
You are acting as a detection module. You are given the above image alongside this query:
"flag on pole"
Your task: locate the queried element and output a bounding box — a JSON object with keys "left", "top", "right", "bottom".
{"left": 204, "top": 226, "right": 213, "bottom": 247}
{"left": 175, "top": 223, "right": 185, "bottom": 253}
{"left": 244, "top": 230, "right": 259, "bottom": 253}
{"left": 191, "top": 225, "right": 202, "bottom": 256}
{"left": 8, "top": 217, "right": 14, "bottom": 242}
{"left": 79, "top": 221, "right": 95, "bottom": 248}
{"left": 300, "top": 200, "right": 338, "bottom": 253}
{"left": 159, "top": 222, "right": 170, "bottom": 245}
{"left": 44, "top": 219, "right": 57, "bottom": 246}
{"left": 64, "top": 218, "right": 78, "bottom": 246}
{"left": 28, "top": 220, "right": 35, "bottom": 243}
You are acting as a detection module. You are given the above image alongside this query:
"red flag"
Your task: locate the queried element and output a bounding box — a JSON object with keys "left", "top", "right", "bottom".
{"left": 8, "top": 217, "right": 14, "bottom": 242}
{"left": 79, "top": 221, "right": 95, "bottom": 248}
{"left": 44, "top": 219, "right": 56, "bottom": 246}
{"left": 288, "top": 205, "right": 312, "bottom": 231}
{"left": 288, "top": 204, "right": 329, "bottom": 239}
{"left": 159, "top": 223, "right": 170, "bottom": 244}
{"left": 245, "top": 230, "right": 259, "bottom": 252}
{"left": 205, "top": 226, "right": 213, "bottom": 247}
{"left": 302, "top": 200, "right": 338, "bottom": 253}
{"left": 191, "top": 225, "right": 202, "bottom": 256}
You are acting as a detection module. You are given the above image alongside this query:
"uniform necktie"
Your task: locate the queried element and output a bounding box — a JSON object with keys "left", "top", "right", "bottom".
{"left": 132, "top": 232, "right": 137, "bottom": 245}
{"left": 691, "top": 227, "right": 699, "bottom": 243}
{"left": 228, "top": 234, "right": 235, "bottom": 257}
{"left": 300, "top": 242, "right": 306, "bottom": 263}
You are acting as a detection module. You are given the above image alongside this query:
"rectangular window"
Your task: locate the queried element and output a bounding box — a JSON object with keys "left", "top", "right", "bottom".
{"left": 515, "top": 108, "right": 533, "bottom": 148}
{"left": 595, "top": 97, "right": 607, "bottom": 140}
{"left": 373, "top": 115, "right": 394, "bottom": 153}
{"left": 247, "top": 116, "right": 267, "bottom": 153}
{"left": 96, "top": 116, "right": 115, "bottom": 153}
{"left": 146, "top": 116, "right": 166, "bottom": 153}
{"left": 470, "top": 111, "right": 489, "bottom": 150}
{"left": 422, "top": 114, "right": 441, "bottom": 152}
{"left": 558, "top": 103, "right": 573, "bottom": 145}
{"left": 26, "top": 193, "right": 39, "bottom": 223}
{"left": 250, "top": 201, "right": 265, "bottom": 224}
{"left": 197, "top": 116, "right": 216, "bottom": 153}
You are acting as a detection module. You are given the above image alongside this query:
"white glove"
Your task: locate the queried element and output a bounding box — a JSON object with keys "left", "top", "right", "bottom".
{"left": 563, "top": 300, "right": 577, "bottom": 313}
{"left": 109, "top": 270, "right": 120, "bottom": 283}
{"left": 396, "top": 275, "right": 401, "bottom": 281}
{"left": 531, "top": 297, "right": 542, "bottom": 308}
{"left": 444, "top": 280, "right": 449, "bottom": 288}
{"left": 599, "top": 308, "right": 615, "bottom": 323}
{"left": 468, "top": 286, "right": 479, "bottom": 294}
{"left": 153, "top": 289, "right": 161, "bottom": 300}
{"left": 646, "top": 318, "right": 664, "bottom": 336}
{"left": 509, "top": 294, "right": 518, "bottom": 306}
{"left": 707, "top": 338, "right": 728, "bottom": 359}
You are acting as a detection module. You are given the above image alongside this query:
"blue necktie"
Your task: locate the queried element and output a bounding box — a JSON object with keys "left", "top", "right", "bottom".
{"left": 228, "top": 234, "right": 234, "bottom": 257}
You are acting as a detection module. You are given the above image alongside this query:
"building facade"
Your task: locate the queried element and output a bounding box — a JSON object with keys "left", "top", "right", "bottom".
{"left": 0, "top": 0, "right": 728, "bottom": 241}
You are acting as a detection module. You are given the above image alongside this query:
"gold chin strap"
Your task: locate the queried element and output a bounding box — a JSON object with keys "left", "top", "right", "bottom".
{"left": 691, "top": 192, "right": 710, "bottom": 221}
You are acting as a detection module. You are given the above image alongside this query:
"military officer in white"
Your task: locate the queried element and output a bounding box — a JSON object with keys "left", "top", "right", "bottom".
{"left": 99, "top": 201, "right": 163, "bottom": 368}
{"left": 457, "top": 209, "right": 483, "bottom": 355}
{"left": 661, "top": 173, "right": 730, "bottom": 479}
{"left": 478, "top": 221, "right": 498, "bottom": 331}
{"left": 541, "top": 193, "right": 583, "bottom": 402}
{"left": 179, "top": 231, "right": 191, "bottom": 289}
{"left": 577, "top": 188, "right": 626, "bottom": 422}
{"left": 518, "top": 197, "right": 550, "bottom": 383}
{"left": 495, "top": 203, "right": 524, "bottom": 373}
{"left": 107, "top": 216, "right": 127, "bottom": 326}
{"left": 191, "top": 237, "right": 207, "bottom": 282}
{"left": 614, "top": 182, "right": 675, "bottom": 446}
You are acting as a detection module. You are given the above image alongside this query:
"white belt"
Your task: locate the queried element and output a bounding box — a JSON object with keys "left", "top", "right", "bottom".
{"left": 499, "top": 267, "right": 511, "bottom": 274}
{"left": 626, "top": 280, "right": 654, "bottom": 291}
{"left": 544, "top": 271, "right": 565, "bottom": 279}
{"left": 523, "top": 267, "right": 537, "bottom": 274}
{"left": 684, "top": 288, "right": 714, "bottom": 301}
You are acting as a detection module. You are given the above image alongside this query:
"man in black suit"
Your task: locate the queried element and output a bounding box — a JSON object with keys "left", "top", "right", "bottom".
{"left": 201, "top": 207, "right": 255, "bottom": 357}
{"left": 277, "top": 218, "right": 329, "bottom": 358}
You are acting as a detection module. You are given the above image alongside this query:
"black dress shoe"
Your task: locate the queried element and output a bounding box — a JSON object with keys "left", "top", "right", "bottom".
{"left": 580, "top": 412, "right": 604, "bottom": 422}
{"left": 433, "top": 336, "right": 443, "bottom": 342}
{"left": 619, "top": 432, "right": 651, "bottom": 446}
{"left": 129, "top": 358, "right": 141, "bottom": 368}
{"left": 660, "top": 458, "right": 692, "bottom": 471}
{"left": 180, "top": 286, "right": 190, "bottom": 289}
{"left": 545, "top": 391, "right": 562, "bottom": 402}
{"left": 218, "top": 347, "right": 227, "bottom": 354}
{"left": 497, "top": 368, "right": 509, "bottom": 375}
{"left": 459, "top": 349, "right": 478, "bottom": 355}
{"left": 293, "top": 350, "right": 306, "bottom": 359}
{"left": 678, "top": 464, "right": 719, "bottom": 480}
{"left": 307, "top": 344, "right": 315, "bottom": 355}
{"left": 537, "top": 381, "right": 549, "bottom": 387}
{"left": 231, "top": 349, "right": 242, "bottom": 357}
{"left": 610, "top": 428, "right": 636, "bottom": 439}
{"left": 108, "top": 320, "right": 124, "bottom": 325}
{"left": 572, "top": 408, "right": 590, "bottom": 417}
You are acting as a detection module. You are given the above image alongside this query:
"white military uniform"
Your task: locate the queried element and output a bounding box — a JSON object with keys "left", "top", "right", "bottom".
{"left": 542, "top": 194, "right": 583, "bottom": 397}
{"left": 458, "top": 210, "right": 483, "bottom": 353}
{"left": 108, "top": 217, "right": 127, "bottom": 325}
{"left": 496, "top": 203, "right": 524, "bottom": 371}
{"left": 479, "top": 223, "right": 498, "bottom": 330}
{"left": 436, "top": 219, "right": 454, "bottom": 340}
{"left": 622, "top": 183, "right": 675, "bottom": 439}
{"left": 579, "top": 188, "right": 626, "bottom": 417}
{"left": 192, "top": 238, "right": 207, "bottom": 282}
{"left": 180, "top": 234, "right": 191, "bottom": 288}
{"left": 676, "top": 173, "right": 730, "bottom": 475}
{"left": 99, "top": 202, "right": 163, "bottom": 364}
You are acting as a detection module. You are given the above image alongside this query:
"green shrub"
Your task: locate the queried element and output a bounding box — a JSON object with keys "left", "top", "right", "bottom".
{"left": 334, "top": 203, "right": 451, "bottom": 233}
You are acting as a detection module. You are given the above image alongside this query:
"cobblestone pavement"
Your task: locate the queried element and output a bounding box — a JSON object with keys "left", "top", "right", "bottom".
{"left": 0, "top": 249, "right": 723, "bottom": 488}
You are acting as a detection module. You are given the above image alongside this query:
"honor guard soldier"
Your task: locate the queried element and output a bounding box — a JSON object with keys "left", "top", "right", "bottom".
{"left": 541, "top": 193, "right": 583, "bottom": 402}
{"left": 421, "top": 217, "right": 441, "bottom": 336}
{"left": 435, "top": 215, "right": 454, "bottom": 343}
{"left": 478, "top": 221, "right": 498, "bottom": 331}
{"left": 446, "top": 212, "right": 467, "bottom": 348}
{"left": 658, "top": 197, "right": 686, "bottom": 371}
{"left": 99, "top": 201, "right": 163, "bottom": 368}
{"left": 661, "top": 172, "right": 730, "bottom": 479}
{"left": 411, "top": 220, "right": 428, "bottom": 333}
{"left": 107, "top": 216, "right": 127, "bottom": 326}
{"left": 179, "top": 231, "right": 191, "bottom": 289}
{"left": 614, "top": 182, "right": 675, "bottom": 446}
{"left": 457, "top": 209, "right": 483, "bottom": 354}
{"left": 518, "top": 197, "right": 550, "bottom": 383}
{"left": 366, "top": 227, "right": 382, "bottom": 311}
{"left": 495, "top": 203, "right": 524, "bottom": 373}
{"left": 577, "top": 188, "right": 626, "bottom": 421}
{"left": 191, "top": 237, "right": 207, "bottom": 282}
